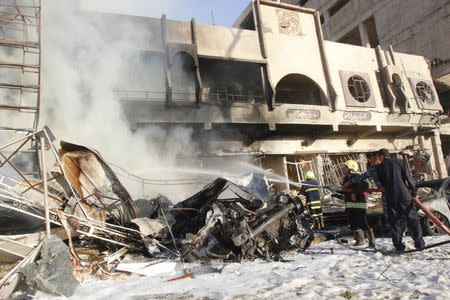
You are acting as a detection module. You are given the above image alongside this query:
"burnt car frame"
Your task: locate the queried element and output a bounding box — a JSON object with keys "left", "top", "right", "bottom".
{"left": 168, "top": 176, "right": 315, "bottom": 262}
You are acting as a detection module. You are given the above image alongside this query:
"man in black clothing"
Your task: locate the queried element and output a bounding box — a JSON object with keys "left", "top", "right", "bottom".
{"left": 373, "top": 149, "right": 425, "bottom": 251}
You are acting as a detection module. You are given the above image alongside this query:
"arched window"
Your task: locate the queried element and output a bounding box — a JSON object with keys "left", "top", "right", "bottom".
{"left": 171, "top": 52, "right": 197, "bottom": 101}
{"left": 275, "top": 74, "right": 327, "bottom": 105}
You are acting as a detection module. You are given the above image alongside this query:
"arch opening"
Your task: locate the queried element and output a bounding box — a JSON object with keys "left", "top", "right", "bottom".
{"left": 275, "top": 74, "right": 327, "bottom": 106}
{"left": 171, "top": 52, "right": 197, "bottom": 101}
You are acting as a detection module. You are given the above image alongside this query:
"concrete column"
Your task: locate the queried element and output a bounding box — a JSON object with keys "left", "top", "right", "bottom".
{"left": 358, "top": 22, "right": 371, "bottom": 47}
{"left": 417, "top": 135, "right": 426, "bottom": 149}
{"left": 323, "top": 10, "right": 330, "bottom": 23}
{"left": 322, "top": 10, "right": 330, "bottom": 39}
{"left": 282, "top": 156, "right": 290, "bottom": 191}
{"left": 313, "top": 155, "right": 324, "bottom": 186}
{"left": 358, "top": 153, "right": 367, "bottom": 171}
{"left": 431, "top": 129, "right": 448, "bottom": 178}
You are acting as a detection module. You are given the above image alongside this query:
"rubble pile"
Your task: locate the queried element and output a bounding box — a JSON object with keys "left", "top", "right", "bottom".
{"left": 0, "top": 137, "right": 314, "bottom": 298}
{"left": 1, "top": 131, "right": 449, "bottom": 298}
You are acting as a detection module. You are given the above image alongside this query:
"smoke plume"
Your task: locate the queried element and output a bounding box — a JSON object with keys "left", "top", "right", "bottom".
{"left": 41, "top": 0, "right": 200, "bottom": 201}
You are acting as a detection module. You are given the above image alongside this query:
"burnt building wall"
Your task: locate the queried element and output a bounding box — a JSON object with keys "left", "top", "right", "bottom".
{"left": 108, "top": 1, "right": 447, "bottom": 182}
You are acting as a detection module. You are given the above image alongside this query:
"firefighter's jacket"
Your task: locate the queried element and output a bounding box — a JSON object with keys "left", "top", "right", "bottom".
{"left": 300, "top": 179, "right": 322, "bottom": 216}
{"left": 342, "top": 172, "right": 369, "bottom": 210}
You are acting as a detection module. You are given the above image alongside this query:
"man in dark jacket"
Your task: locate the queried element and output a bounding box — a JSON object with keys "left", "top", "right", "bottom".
{"left": 373, "top": 149, "right": 425, "bottom": 251}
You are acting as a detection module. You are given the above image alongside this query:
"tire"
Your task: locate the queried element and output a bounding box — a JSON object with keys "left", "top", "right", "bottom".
{"left": 420, "top": 211, "right": 450, "bottom": 236}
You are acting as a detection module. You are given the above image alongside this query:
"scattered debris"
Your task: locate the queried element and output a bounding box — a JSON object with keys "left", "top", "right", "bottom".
{"left": 166, "top": 272, "right": 194, "bottom": 282}
{"left": 0, "top": 242, "right": 42, "bottom": 299}
{"left": 117, "top": 259, "right": 180, "bottom": 277}
{"left": 21, "top": 236, "right": 79, "bottom": 297}
{"left": 341, "top": 290, "right": 358, "bottom": 299}
{"left": 58, "top": 141, "right": 140, "bottom": 223}
{"left": 400, "top": 144, "right": 433, "bottom": 182}
{"left": 1, "top": 129, "right": 448, "bottom": 298}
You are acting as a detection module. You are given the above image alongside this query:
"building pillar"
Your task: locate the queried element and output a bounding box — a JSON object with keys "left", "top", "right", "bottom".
{"left": 358, "top": 22, "right": 371, "bottom": 48}
{"left": 313, "top": 155, "right": 324, "bottom": 186}
{"left": 358, "top": 153, "right": 367, "bottom": 171}
{"left": 322, "top": 10, "right": 330, "bottom": 39}
{"left": 431, "top": 129, "right": 448, "bottom": 178}
{"left": 282, "top": 156, "right": 290, "bottom": 191}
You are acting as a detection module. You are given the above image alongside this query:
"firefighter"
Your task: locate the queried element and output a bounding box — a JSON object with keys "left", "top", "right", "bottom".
{"left": 300, "top": 171, "right": 324, "bottom": 229}
{"left": 342, "top": 160, "right": 375, "bottom": 247}
{"left": 344, "top": 151, "right": 380, "bottom": 187}
{"left": 373, "top": 149, "right": 425, "bottom": 251}
{"left": 344, "top": 151, "right": 388, "bottom": 225}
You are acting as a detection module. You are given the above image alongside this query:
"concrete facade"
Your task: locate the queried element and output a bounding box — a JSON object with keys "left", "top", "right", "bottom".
{"left": 301, "top": 0, "right": 450, "bottom": 84}
{"left": 300, "top": 0, "right": 450, "bottom": 163}
{"left": 108, "top": 1, "right": 447, "bottom": 187}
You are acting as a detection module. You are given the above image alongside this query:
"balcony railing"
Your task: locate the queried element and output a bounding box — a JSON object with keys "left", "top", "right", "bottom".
{"left": 114, "top": 90, "right": 166, "bottom": 101}
{"left": 207, "top": 88, "right": 264, "bottom": 104}
{"left": 114, "top": 88, "right": 264, "bottom": 104}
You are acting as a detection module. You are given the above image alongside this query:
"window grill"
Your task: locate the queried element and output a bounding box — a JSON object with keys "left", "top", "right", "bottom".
{"left": 207, "top": 88, "right": 264, "bottom": 103}
{"left": 347, "top": 75, "right": 371, "bottom": 103}
{"left": 415, "top": 81, "right": 434, "bottom": 104}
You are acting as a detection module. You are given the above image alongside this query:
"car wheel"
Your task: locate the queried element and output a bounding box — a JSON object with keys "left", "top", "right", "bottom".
{"left": 421, "top": 211, "right": 450, "bottom": 236}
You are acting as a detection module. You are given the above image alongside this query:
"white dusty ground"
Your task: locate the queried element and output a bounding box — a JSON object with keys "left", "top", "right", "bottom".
{"left": 53, "top": 236, "right": 450, "bottom": 300}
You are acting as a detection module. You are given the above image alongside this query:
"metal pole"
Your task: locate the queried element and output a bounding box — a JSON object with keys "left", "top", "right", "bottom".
{"left": 34, "top": 0, "right": 42, "bottom": 129}
{"left": 40, "top": 135, "right": 50, "bottom": 236}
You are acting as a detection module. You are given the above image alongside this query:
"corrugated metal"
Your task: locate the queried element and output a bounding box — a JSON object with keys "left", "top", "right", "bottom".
{"left": 59, "top": 141, "right": 139, "bottom": 223}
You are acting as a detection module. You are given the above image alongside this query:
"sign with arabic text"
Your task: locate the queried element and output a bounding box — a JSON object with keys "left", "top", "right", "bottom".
{"left": 343, "top": 111, "right": 371, "bottom": 122}
{"left": 286, "top": 109, "right": 321, "bottom": 120}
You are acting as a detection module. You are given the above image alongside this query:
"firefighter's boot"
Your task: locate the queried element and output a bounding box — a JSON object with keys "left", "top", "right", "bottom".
{"left": 319, "top": 216, "right": 325, "bottom": 229}
{"left": 353, "top": 229, "right": 365, "bottom": 246}
{"left": 364, "top": 229, "right": 376, "bottom": 248}
{"left": 313, "top": 218, "right": 320, "bottom": 229}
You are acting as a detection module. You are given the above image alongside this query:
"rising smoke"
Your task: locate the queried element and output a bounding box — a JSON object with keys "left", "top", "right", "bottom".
{"left": 0, "top": 0, "right": 268, "bottom": 203}
{"left": 40, "top": 0, "right": 203, "bottom": 201}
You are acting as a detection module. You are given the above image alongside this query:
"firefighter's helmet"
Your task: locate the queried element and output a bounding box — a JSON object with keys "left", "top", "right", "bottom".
{"left": 305, "top": 170, "right": 315, "bottom": 179}
{"left": 344, "top": 160, "right": 358, "bottom": 171}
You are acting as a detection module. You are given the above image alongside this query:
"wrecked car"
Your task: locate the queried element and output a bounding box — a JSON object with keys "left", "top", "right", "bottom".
{"left": 167, "top": 175, "right": 314, "bottom": 262}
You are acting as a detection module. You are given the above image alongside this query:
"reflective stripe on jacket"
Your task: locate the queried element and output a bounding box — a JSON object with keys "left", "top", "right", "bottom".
{"left": 342, "top": 172, "right": 368, "bottom": 210}
{"left": 309, "top": 200, "right": 321, "bottom": 209}
{"left": 300, "top": 179, "right": 321, "bottom": 204}
{"left": 345, "top": 202, "right": 368, "bottom": 209}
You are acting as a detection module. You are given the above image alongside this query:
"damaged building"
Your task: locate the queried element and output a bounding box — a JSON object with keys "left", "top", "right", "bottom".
{"left": 297, "top": 0, "right": 450, "bottom": 174}
{"left": 0, "top": 1, "right": 450, "bottom": 297}
{"left": 0, "top": 0, "right": 447, "bottom": 192}
{"left": 104, "top": 0, "right": 447, "bottom": 188}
